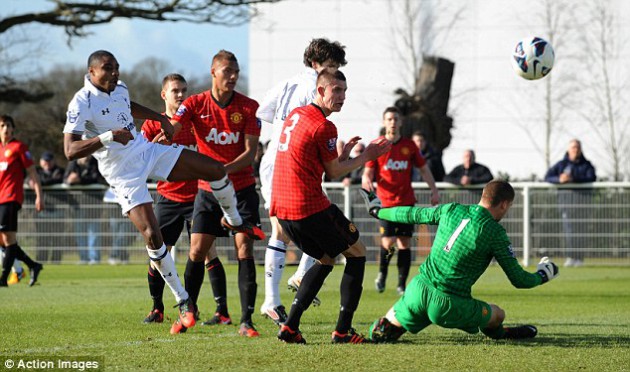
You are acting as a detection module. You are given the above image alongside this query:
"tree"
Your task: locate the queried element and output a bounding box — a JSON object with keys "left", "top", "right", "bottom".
{"left": 579, "top": 0, "right": 628, "bottom": 180}
{"left": 0, "top": 0, "right": 280, "bottom": 104}
{"left": 386, "top": 0, "right": 464, "bottom": 153}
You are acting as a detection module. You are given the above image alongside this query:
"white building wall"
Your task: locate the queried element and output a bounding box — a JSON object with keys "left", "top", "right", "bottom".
{"left": 249, "top": 0, "right": 629, "bottom": 180}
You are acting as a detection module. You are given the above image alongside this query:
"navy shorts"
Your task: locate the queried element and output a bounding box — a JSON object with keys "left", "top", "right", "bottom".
{"left": 379, "top": 219, "right": 414, "bottom": 237}
{"left": 191, "top": 185, "right": 261, "bottom": 237}
{"left": 0, "top": 202, "right": 21, "bottom": 232}
{"left": 154, "top": 194, "right": 194, "bottom": 246}
{"left": 278, "top": 204, "right": 360, "bottom": 260}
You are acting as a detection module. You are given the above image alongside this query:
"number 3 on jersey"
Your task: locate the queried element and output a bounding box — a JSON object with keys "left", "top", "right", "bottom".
{"left": 278, "top": 113, "right": 300, "bottom": 152}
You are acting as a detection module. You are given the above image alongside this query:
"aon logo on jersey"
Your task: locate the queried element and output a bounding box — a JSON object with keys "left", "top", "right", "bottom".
{"left": 205, "top": 128, "right": 240, "bottom": 145}
{"left": 384, "top": 159, "right": 408, "bottom": 171}
{"left": 0, "top": 161, "right": 7, "bottom": 171}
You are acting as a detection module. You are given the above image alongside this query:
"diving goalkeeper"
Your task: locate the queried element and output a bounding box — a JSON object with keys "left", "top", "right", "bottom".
{"left": 360, "top": 179, "right": 559, "bottom": 342}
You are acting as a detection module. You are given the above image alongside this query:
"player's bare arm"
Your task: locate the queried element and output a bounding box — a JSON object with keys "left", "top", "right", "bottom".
{"left": 26, "top": 165, "right": 44, "bottom": 212}
{"left": 419, "top": 164, "right": 440, "bottom": 205}
{"left": 224, "top": 134, "right": 259, "bottom": 175}
{"left": 324, "top": 137, "right": 391, "bottom": 179}
{"left": 130, "top": 101, "right": 174, "bottom": 140}
{"left": 63, "top": 131, "right": 132, "bottom": 161}
{"left": 361, "top": 166, "right": 376, "bottom": 192}
{"left": 338, "top": 135, "right": 361, "bottom": 162}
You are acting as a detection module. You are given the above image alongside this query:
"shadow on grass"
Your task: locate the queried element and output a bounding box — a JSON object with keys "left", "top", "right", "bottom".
{"left": 397, "top": 333, "right": 630, "bottom": 348}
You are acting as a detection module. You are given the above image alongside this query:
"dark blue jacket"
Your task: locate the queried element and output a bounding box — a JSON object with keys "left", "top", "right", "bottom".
{"left": 544, "top": 153, "right": 596, "bottom": 183}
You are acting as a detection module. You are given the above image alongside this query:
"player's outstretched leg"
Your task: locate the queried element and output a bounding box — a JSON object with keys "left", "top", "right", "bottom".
{"left": 145, "top": 244, "right": 195, "bottom": 329}
{"left": 281, "top": 263, "right": 333, "bottom": 344}
{"left": 481, "top": 324, "right": 537, "bottom": 339}
{"left": 368, "top": 317, "right": 406, "bottom": 343}
{"left": 287, "top": 252, "right": 321, "bottom": 306}
{"left": 331, "top": 257, "right": 370, "bottom": 344}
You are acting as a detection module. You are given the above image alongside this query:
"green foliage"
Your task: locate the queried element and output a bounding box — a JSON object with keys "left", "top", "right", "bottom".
{"left": 0, "top": 265, "right": 628, "bottom": 371}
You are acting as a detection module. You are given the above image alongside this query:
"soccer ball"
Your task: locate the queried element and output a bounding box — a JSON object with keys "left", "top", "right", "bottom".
{"left": 511, "top": 36, "right": 555, "bottom": 80}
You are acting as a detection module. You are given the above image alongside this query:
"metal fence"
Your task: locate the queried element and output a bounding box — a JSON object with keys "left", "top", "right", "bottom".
{"left": 19, "top": 182, "right": 630, "bottom": 267}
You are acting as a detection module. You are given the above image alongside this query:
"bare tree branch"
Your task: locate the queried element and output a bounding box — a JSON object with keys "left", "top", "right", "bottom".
{"left": 0, "top": 0, "right": 280, "bottom": 39}
{"left": 0, "top": 0, "right": 281, "bottom": 104}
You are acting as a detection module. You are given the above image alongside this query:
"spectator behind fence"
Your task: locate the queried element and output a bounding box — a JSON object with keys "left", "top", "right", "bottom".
{"left": 31, "top": 151, "right": 66, "bottom": 264}
{"left": 411, "top": 131, "right": 445, "bottom": 182}
{"left": 64, "top": 155, "right": 105, "bottom": 264}
{"left": 0, "top": 114, "right": 44, "bottom": 287}
{"left": 444, "top": 149, "right": 493, "bottom": 186}
{"left": 544, "top": 139, "right": 596, "bottom": 268}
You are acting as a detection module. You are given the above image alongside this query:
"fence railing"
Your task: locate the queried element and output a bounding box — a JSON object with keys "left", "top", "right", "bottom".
{"left": 19, "top": 182, "right": 630, "bottom": 266}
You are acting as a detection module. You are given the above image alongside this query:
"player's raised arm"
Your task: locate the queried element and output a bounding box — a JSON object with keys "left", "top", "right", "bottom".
{"left": 324, "top": 137, "right": 390, "bottom": 180}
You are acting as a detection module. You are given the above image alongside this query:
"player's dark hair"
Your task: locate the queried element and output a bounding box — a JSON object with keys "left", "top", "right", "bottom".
{"left": 465, "top": 149, "right": 476, "bottom": 163}
{"left": 482, "top": 180, "right": 515, "bottom": 207}
{"left": 212, "top": 50, "right": 238, "bottom": 65}
{"left": 0, "top": 114, "right": 15, "bottom": 128}
{"left": 88, "top": 50, "right": 115, "bottom": 68}
{"left": 383, "top": 106, "right": 401, "bottom": 118}
{"left": 304, "top": 38, "right": 347, "bottom": 68}
{"left": 162, "top": 73, "right": 187, "bottom": 88}
{"left": 316, "top": 69, "right": 346, "bottom": 87}
{"left": 412, "top": 130, "right": 424, "bottom": 138}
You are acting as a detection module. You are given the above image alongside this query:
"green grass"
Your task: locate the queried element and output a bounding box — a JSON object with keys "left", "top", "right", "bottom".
{"left": 1, "top": 264, "right": 629, "bottom": 371}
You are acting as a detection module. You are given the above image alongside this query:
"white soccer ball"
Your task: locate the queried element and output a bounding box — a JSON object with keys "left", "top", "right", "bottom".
{"left": 511, "top": 36, "right": 555, "bottom": 80}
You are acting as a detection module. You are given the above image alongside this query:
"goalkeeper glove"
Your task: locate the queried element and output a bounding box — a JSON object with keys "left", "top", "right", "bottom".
{"left": 359, "top": 188, "right": 382, "bottom": 218}
{"left": 537, "top": 256, "right": 559, "bottom": 283}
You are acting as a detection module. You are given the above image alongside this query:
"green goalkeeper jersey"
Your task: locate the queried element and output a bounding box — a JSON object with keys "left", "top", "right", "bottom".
{"left": 378, "top": 204, "right": 542, "bottom": 298}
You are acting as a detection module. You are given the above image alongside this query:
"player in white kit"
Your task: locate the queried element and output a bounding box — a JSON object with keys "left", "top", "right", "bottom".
{"left": 63, "top": 50, "right": 264, "bottom": 334}
{"left": 257, "top": 39, "right": 347, "bottom": 324}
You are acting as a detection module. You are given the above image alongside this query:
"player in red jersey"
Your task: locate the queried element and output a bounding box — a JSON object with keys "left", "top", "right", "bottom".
{"left": 272, "top": 69, "right": 391, "bottom": 344}
{"left": 170, "top": 50, "right": 264, "bottom": 337}
{"left": 0, "top": 115, "right": 44, "bottom": 287}
{"left": 362, "top": 107, "right": 440, "bottom": 296}
{"left": 141, "top": 73, "right": 197, "bottom": 324}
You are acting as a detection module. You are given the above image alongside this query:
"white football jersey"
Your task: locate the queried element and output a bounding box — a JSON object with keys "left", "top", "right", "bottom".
{"left": 63, "top": 75, "right": 149, "bottom": 181}
{"left": 256, "top": 68, "right": 318, "bottom": 207}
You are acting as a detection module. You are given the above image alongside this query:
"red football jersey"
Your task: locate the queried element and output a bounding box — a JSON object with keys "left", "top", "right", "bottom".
{"left": 0, "top": 139, "right": 34, "bottom": 205}
{"left": 365, "top": 136, "right": 426, "bottom": 207}
{"left": 270, "top": 104, "right": 338, "bottom": 220}
{"left": 172, "top": 91, "right": 260, "bottom": 192}
{"left": 142, "top": 115, "right": 198, "bottom": 203}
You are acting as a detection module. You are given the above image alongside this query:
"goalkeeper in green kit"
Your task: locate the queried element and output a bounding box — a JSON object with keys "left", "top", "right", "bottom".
{"left": 360, "top": 180, "right": 559, "bottom": 342}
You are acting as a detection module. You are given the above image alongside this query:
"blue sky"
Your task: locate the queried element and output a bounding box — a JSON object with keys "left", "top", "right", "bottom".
{"left": 2, "top": 0, "right": 249, "bottom": 80}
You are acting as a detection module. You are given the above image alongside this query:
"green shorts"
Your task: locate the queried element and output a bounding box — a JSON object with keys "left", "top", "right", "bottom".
{"left": 392, "top": 276, "right": 492, "bottom": 334}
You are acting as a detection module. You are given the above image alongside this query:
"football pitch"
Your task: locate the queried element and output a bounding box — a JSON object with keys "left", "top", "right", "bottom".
{"left": 1, "top": 264, "right": 629, "bottom": 371}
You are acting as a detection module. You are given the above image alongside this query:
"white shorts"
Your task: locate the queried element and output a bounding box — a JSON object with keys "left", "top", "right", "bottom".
{"left": 259, "top": 151, "right": 276, "bottom": 210}
{"left": 106, "top": 143, "right": 184, "bottom": 215}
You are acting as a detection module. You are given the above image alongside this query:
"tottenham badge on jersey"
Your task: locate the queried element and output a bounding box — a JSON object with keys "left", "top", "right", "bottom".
{"left": 175, "top": 105, "right": 187, "bottom": 117}
{"left": 67, "top": 110, "right": 79, "bottom": 124}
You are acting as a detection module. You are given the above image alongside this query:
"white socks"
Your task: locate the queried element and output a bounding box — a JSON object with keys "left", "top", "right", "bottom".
{"left": 294, "top": 253, "right": 317, "bottom": 281}
{"left": 210, "top": 176, "right": 243, "bottom": 227}
{"left": 263, "top": 239, "right": 287, "bottom": 307}
{"left": 146, "top": 244, "right": 188, "bottom": 303}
